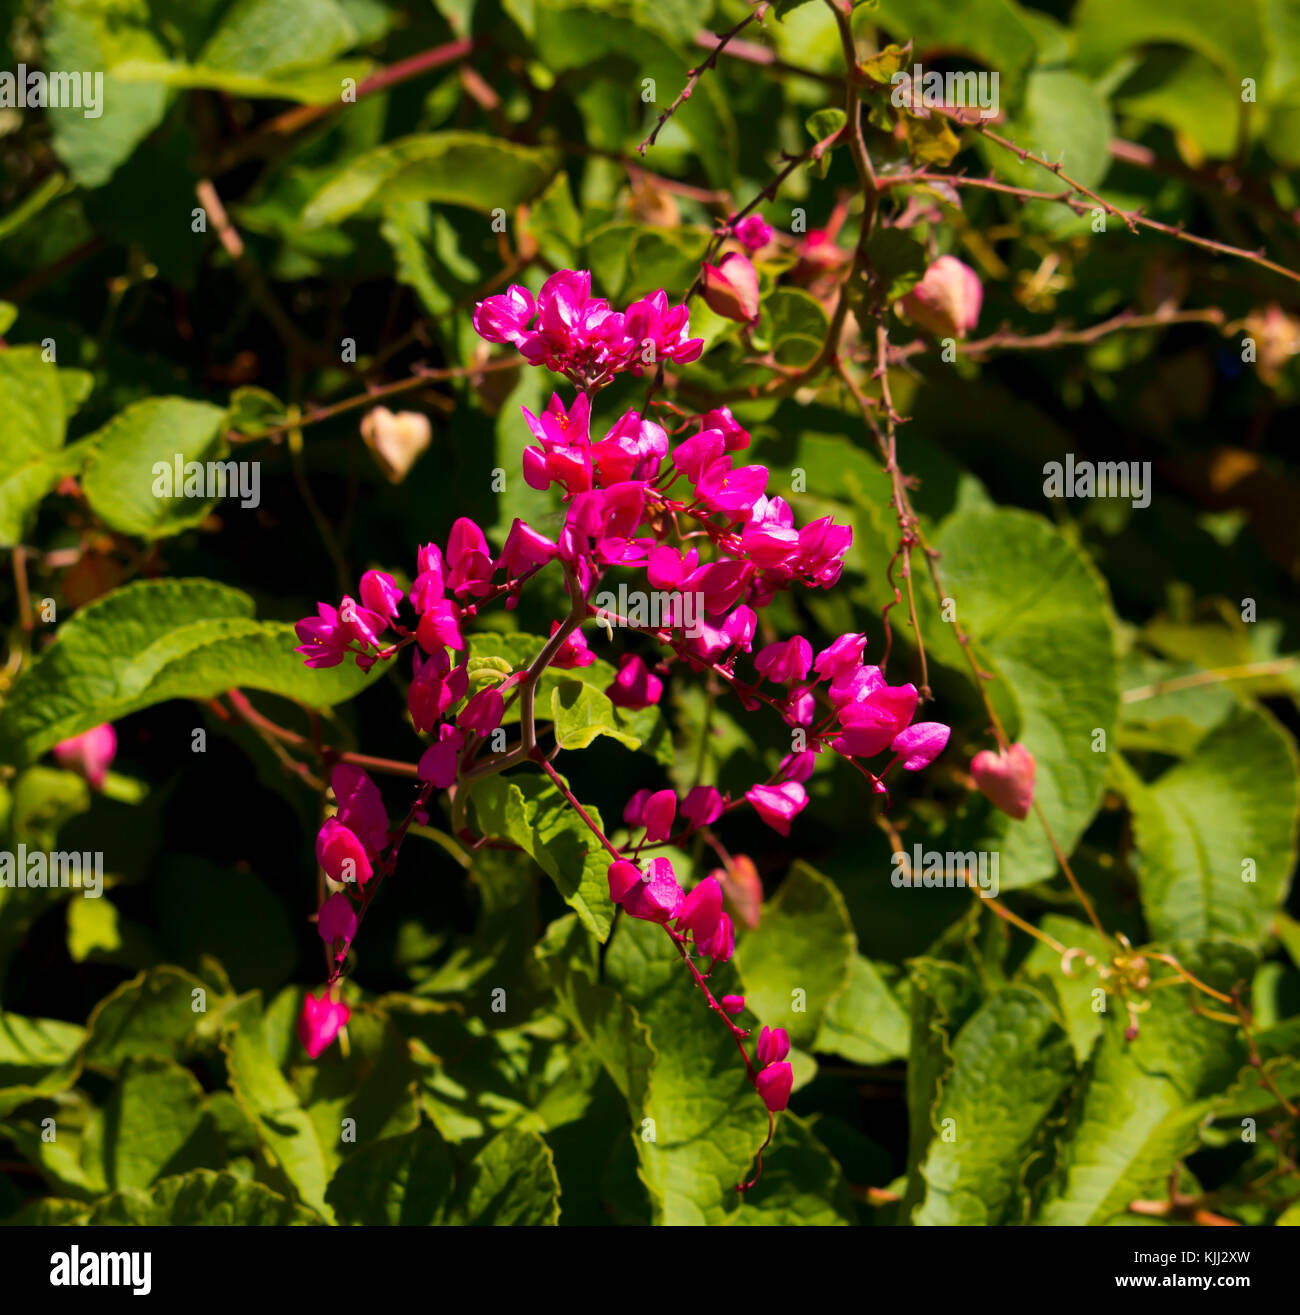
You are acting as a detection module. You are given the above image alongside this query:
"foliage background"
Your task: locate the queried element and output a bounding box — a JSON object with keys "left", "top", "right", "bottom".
{"left": 0, "top": 0, "right": 1299, "bottom": 1226}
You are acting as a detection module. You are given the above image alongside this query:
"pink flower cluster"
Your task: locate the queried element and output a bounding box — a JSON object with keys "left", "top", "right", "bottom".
{"left": 607, "top": 863, "right": 736, "bottom": 964}
{"left": 474, "top": 271, "right": 703, "bottom": 389}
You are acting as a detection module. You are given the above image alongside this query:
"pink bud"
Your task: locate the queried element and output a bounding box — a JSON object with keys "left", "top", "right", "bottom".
{"left": 52, "top": 723, "right": 117, "bottom": 791}
{"left": 721, "top": 993, "right": 745, "bottom": 1015}
{"left": 416, "top": 726, "right": 462, "bottom": 789}
{"left": 971, "top": 743, "right": 1036, "bottom": 820}
{"left": 458, "top": 687, "right": 505, "bottom": 736}
{"left": 359, "top": 569, "right": 403, "bottom": 623}
{"left": 681, "top": 785, "right": 724, "bottom": 829}
{"left": 891, "top": 721, "right": 951, "bottom": 771}
{"left": 899, "top": 255, "right": 982, "bottom": 339}
{"left": 641, "top": 789, "right": 677, "bottom": 842}
{"left": 701, "top": 252, "right": 761, "bottom": 323}
{"left": 416, "top": 599, "right": 465, "bottom": 652}
{"left": 315, "top": 818, "right": 374, "bottom": 886}
{"left": 756, "top": 1026, "right": 790, "bottom": 1066}
{"left": 317, "top": 893, "right": 357, "bottom": 962}
{"left": 675, "top": 876, "right": 723, "bottom": 944}
{"left": 623, "top": 789, "right": 651, "bottom": 827}
{"left": 620, "top": 856, "right": 684, "bottom": 923}
{"left": 607, "top": 654, "right": 663, "bottom": 709}
{"left": 734, "top": 214, "right": 773, "bottom": 252}
{"left": 755, "top": 1061, "right": 794, "bottom": 1111}
{"left": 330, "top": 763, "right": 389, "bottom": 854}
{"left": 755, "top": 635, "right": 812, "bottom": 685}
{"left": 745, "top": 781, "right": 808, "bottom": 836}
{"left": 697, "top": 911, "right": 734, "bottom": 963}
{"left": 607, "top": 858, "right": 642, "bottom": 904}
{"left": 297, "top": 992, "right": 350, "bottom": 1059}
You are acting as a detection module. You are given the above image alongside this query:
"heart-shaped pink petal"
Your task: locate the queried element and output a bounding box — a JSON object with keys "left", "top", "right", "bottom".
{"left": 971, "top": 743, "right": 1036, "bottom": 820}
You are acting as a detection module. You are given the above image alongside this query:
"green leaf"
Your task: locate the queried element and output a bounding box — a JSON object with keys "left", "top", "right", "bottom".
{"left": 98, "top": 1056, "right": 210, "bottom": 1190}
{"left": 457, "top": 1126, "right": 561, "bottom": 1224}
{"left": 757, "top": 289, "right": 831, "bottom": 368}
{"left": 726, "top": 1113, "right": 857, "bottom": 1224}
{"left": 87, "top": 1169, "right": 322, "bottom": 1224}
{"left": 911, "top": 988, "right": 1075, "bottom": 1224}
{"left": 814, "top": 956, "right": 909, "bottom": 1064}
{"left": 866, "top": 229, "right": 928, "bottom": 304}
{"left": 736, "top": 862, "right": 856, "bottom": 1049}
{"left": 302, "top": 133, "right": 559, "bottom": 228}
{"left": 470, "top": 774, "right": 613, "bottom": 940}
{"left": 196, "top": 0, "right": 363, "bottom": 77}
{"left": 1073, "top": 0, "right": 1266, "bottom": 84}
{"left": 45, "top": 0, "right": 170, "bottom": 187}
{"left": 550, "top": 679, "right": 641, "bottom": 750}
{"left": 326, "top": 1125, "right": 456, "bottom": 1224}
{"left": 83, "top": 966, "right": 217, "bottom": 1075}
{"left": 1112, "top": 705, "right": 1300, "bottom": 946}
{"left": 1034, "top": 942, "right": 1254, "bottom": 1225}
{"left": 872, "top": 0, "right": 1039, "bottom": 88}
{"left": 926, "top": 508, "right": 1120, "bottom": 890}
{"left": 1018, "top": 915, "right": 1113, "bottom": 1063}
{"left": 222, "top": 994, "right": 334, "bottom": 1221}
{"left": 605, "top": 916, "right": 768, "bottom": 1225}
{"left": 80, "top": 398, "right": 229, "bottom": 537}
{"left": 0, "top": 579, "right": 383, "bottom": 765}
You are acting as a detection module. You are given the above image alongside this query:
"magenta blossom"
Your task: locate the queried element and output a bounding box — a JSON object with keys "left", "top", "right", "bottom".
{"left": 675, "top": 876, "right": 723, "bottom": 944}
{"left": 297, "top": 992, "right": 350, "bottom": 1059}
{"left": 755, "top": 635, "right": 813, "bottom": 685}
{"left": 891, "top": 722, "right": 950, "bottom": 771}
{"left": 734, "top": 214, "right": 774, "bottom": 251}
{"left": 317, "top": 892, "right": 357, "bottom": 963}
{"left": 607, "top": 654, "right": 663, "bottom": 709}
{"left": 52, "top": 723, "right": 117, "bottom": 790}
{"left": 697, "top": 912, "right": 735, "bottom": 963}
{"left": 641, "top": 789, "right": 677, "bottom": 842}
{"left": 316, "top": 818, "right": 374, "bottom": 887}
{"left": 756, "top": 1061, "right": 794, "bottom": 1112}
{"left": 617, "top": 857, "right": 684, "bottom": 923}
{"left": 746, "top": 781, "right": 808, "bottom": 836}
{"left": 756, "top": 1026, "right": 790, "bottom": 1066}
{"left": 331, "top": 764, "right": 388, "bottom": 854}
{"left": 681, "top": 785, "right": 724, "bottom": 829}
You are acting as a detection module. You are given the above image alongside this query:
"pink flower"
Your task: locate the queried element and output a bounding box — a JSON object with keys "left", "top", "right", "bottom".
{"left": 734, "top": 214, "right": 773, "bottom": 252}
{"left": 317, "top": 892, "right": 357, "bottom": 962}
{"left": 746, "top": 781, "right": 808, "bottom": 836}
{"left": 673, "top": 429, "right": 726, "bottom": 483}
{"left": 697, "top": 911, "right": 734, "bottom": 962}
{"left": 756, "top": 1026, "right": 790, "bottom": 1066}
{"left": 359, "top": 569, "right": 402, "bottom": 624}
{"left": 703, "top": 406, "right": 751, "bottom": 452}
{"left": 607, "top": 654, "right": 663, "bottom": 709}
{"left": 721, "top": 994, "right": 745, "bottom": 1015}
{"left": 623, "top": 290, "right": 704, "bottom": 373}
{"left": 315, "top": 818, "right": 374, "bottom": 887}
{"left": 458, "top": 687, "right": 505, "bottom": 736}
{"left": 607, "top": 858, "right": 643, "bottom": 903}
{"left": 297, "top": 992, "right": 350, "bottom": 1059}
{"left": 408, "top": 650, "right": 468, "bottom": 734}
{"left": 472, "top": 283, "right": 535, "bottom": 346}
{"left": 697, "top": 460, "right": 768, "bottom": 519}
{"left": 755, "top": 636, "right": 812, "bottom": 684}
{"left": 755, "top": 1061, "right": 794, "bottom": 1111}
{"left": 550, "top": 619, "right": 596, "bottom": 668}
{"left": 814, "top": 633, "right": 867, "bottom": 682}
{"left": 900, "top": 255, "right": 982, "bottom": 339}
{"left": 833, "top": 678, "right": 918, "bottom": 759}
{"left": 681, "top": 785, "right": 724, "bottom": 829}
{"left": 675, "top": 876, "right": 723, "bottom": 944}
{"left": 52, "top": 723, "right": 116, "bottom": 790}
{"left": 971, "top": 743, "right": 1036, "bottom": 820}
{"left": 701, "top": 252, "right": 761, "bottom": 323}
{"left": 722, "top": 606, "right": 757, "bottom": 652}
{"left": 891, "top": 722, "right": 950, "bottom": 771}
{"left": 294, "top": 602, "right": 352, "bottom": 668}
{"left": 416, "top": 598, "right": 465, "bottom": 652}
{"left": 618, "top": 856, "right": 684, "bottom": 923}
{"left": 417, "top": 725, "right": 465, "bottom": 789}
{"left": 641, "top": 789, "right": 677, "bottom": 842}
{"left": 499, "top": 518, "right": 558, "bottom": 576}
{"left": 331, "top": 764, "right": 388, "bottom": 854}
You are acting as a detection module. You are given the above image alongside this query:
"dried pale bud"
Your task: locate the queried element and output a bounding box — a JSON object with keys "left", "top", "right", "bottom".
{"left": 1243, "top": 304, "right": 1300, "bottom": 386}
{"left": 701, "top": 252, "right": 761, "bottom": 323}
{"left": 361, "top": 407, "right": 432, "bottom": 483}
{"left": 899, "top": 255, "right": 982, "bottom": 339}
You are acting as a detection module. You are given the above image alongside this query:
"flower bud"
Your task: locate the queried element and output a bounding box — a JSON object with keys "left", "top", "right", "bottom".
{"left": 971, "top": 742, "right": 1036, "bottom": 820}
{"left": 755, "top": 1061, "right": 794, "bottom": 1111}
{"left": 899, "top": 255, "right": 982, "bottom": 339}
{"left": 756, "top": 1025, "right": 790, "bottom": 1066}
